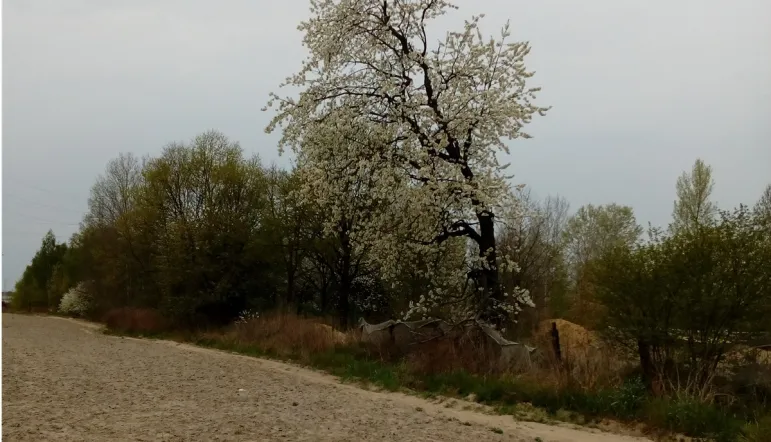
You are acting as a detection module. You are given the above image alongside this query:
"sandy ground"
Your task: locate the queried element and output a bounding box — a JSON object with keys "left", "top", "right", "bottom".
{"left": 2, "top": 314, "right": 652, "bottom": 441}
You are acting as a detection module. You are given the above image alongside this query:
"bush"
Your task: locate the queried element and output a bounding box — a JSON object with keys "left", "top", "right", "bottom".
{"left": 58, "top": 283, "right": 91, "bottom": 317}
{"left": 103, "top": 307, "right": 168, "bottom": 335}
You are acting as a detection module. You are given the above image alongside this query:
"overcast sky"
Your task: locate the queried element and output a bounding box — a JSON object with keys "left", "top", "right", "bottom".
{"left": 3, "top": 0, "right": 770, "bottom": 290}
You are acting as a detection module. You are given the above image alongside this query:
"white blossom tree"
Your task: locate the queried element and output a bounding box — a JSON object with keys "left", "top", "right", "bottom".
{"left": 265, "top": 0, "right": 548, "bottom": 326}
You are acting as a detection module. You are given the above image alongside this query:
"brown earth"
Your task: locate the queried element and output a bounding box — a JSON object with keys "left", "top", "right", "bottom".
{"left": 2, "top": 314, "right": 651, "bottom": 441}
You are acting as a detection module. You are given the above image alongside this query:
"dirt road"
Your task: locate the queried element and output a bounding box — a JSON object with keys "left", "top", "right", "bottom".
{"left": 2, "top": 314, "right": 651, "bottom": 441}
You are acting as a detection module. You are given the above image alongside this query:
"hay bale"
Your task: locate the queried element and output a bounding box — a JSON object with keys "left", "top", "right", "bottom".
{"left": 537, "top": 318, "right": 598, "bottom": 351}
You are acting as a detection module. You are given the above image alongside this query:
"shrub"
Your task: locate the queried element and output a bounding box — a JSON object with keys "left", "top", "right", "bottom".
{"left": 103, "top": 307, "right": 168, "bottom": 334}
{"left": 58, "top": 283, "right": 91, "bottom": 317}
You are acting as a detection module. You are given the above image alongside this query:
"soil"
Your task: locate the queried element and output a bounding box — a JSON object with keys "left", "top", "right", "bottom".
{"left": 2, "top": 314, "right": 652, "bottom": 441}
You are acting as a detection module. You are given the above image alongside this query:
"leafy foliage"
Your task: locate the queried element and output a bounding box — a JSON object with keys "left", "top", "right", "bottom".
{"left": 561, "top": 203, "right": 642, "bottom": 324}
{"left": 671, "top": 158, "right": 717, "bottom": 234}
{"left": 12, "top": 230, "right": 71, "bottom": 311}
{"left": 595, "top": 206, "right": 771, "bottom": 395}
{"left": 756, "top": 184, "right": 771, "bottom": 224}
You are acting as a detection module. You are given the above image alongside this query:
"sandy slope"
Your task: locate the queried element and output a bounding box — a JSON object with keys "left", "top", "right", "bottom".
{"left": 2, "top": 314, "right": 651, "bottom": 441}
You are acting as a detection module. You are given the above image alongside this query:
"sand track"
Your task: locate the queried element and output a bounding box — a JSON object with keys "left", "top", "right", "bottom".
{"left": 2, "top": 314, "right": 650, "bottom": 441}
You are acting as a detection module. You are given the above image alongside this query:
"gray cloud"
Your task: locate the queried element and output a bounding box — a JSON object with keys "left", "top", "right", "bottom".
{"left": 3, "top": 0, "right": 770, "bottom": 289}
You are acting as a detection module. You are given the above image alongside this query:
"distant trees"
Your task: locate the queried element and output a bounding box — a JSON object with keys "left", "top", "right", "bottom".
{"left": 671, "top": 158, "right": 717, "bottom": 234}
{"left": 563, "top": 204, "right": 643, "bottom": 268}
{"left": 12, "top": 230, "right": 70, "bottom": 311}
{"left": 756, "top": 184, "right": 771, "bottom": 222}
{"left": 137, "top": 131, "right": 270, "bottom": 325}
{"left": 561, "top": 203, "right": 642, "bottom": 323}
{"left": 13, "top": 130, "right": 476, "bottom": 328}
{"left": 497, "top": 191, "right": 571, "bottom": 330}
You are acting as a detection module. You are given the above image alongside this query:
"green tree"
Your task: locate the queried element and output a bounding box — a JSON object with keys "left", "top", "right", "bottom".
{"left": 139, "top": 130, "right": 271, "bottom": 325}
{"left": 80, "top": 152, "right": 157, "bottom": 313}
{"left": 595, "top": 206, "right": 771, "bottom": 395}
{"left": 262, "top": 165, "right": 315, "bottom": 313}
{"left": 672, "top": 158, "right": 717, "bottom": 233}
{"left": 756, "top": 183, "right": 771, "bottom": 223}
{"left": 12, "top": 230, "right": 68, "bottom": 311}
{"left": 562, "top": 203, "right": 642, "bottom": 321}
{"left": 564, "top": 204, "right": 642, "bottom": 267}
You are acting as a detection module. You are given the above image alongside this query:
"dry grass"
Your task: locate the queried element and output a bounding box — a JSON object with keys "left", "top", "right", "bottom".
{"left": 222, "top": 313, "right": 350, "bottom": 358}
{"left": 103, "top": 307, "right": 168, "bottom": 334}
{"left": 530, "top": 319, "right": 628, "bottom": 391}
{"left": 407, "top": 328, "right": 507, "bottom": 376}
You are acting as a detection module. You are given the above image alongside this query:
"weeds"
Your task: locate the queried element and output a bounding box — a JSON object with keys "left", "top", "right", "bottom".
{"left": 740, "top": 413, "right": 771, "bottom": 442}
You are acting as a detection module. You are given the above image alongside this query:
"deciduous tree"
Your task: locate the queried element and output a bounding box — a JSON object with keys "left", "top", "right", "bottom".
{"left": 672, "top": 159, "right": 717, "bottom": 233}
{"left": 562, "top": 203, "right": 642, "bottom": 322}
{"left": 265, "top": 0, "right": 548, "bottom": 326}
{"left": 756, "top": 183, "right": 771, "bottom": 223}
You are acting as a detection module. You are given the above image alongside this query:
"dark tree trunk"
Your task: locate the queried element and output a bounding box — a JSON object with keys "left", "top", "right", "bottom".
{"left": 477, "top": 211, "right": 505, "bottom": 327}
{"left": 637, "top": 339, "right": 657, "bottom": 394}
{"left": 551, "top": 322, "right": 562, "bottom": 362}
{"left": 338, "top": 275, "right": 351, "bottom": 329}
{"left": 337, "top": 222, "right": 353, "bottom": 329}
{"left": 295, "top": 286, "right": 304, "bottom": 316}
{"left": 286, "top": 269, "right": 295, "bottom": 310}
{"left": 320, "top": 280, "right": 329, "bottom": 313}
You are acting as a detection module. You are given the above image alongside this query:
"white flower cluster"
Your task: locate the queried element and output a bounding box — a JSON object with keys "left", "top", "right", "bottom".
{"left": 235, "top": 309, "right": 260, "bottom": 324}
{"left": 58, "top": 283, "right": 91, "bottom": 317}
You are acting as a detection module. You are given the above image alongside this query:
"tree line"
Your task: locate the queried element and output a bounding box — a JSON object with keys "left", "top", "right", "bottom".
{"left": 13, "top": 140, "right": 771, "bottom": 402}
{"left": 13, "top": 145, "right": 770, "bottom": 332}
